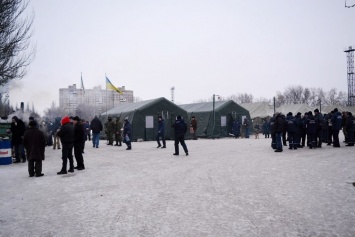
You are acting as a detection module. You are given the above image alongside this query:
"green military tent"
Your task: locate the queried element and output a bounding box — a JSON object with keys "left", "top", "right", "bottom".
{"left": 179, "top": 100, "right": 251, "bottom": 138}
{"left": 100, "top": 97, "right": 188, "bottom": 141}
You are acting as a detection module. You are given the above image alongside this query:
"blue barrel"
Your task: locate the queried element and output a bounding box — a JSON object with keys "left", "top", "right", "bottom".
{"left": 0, "top": 138, "right": 12, "bottom": 165}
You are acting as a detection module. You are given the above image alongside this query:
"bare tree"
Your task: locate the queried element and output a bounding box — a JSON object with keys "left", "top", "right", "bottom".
{"left": 227, "top": 93, "right": 254, "bottom": 104}
{"left": 0, "top": 0, "right": 35, "bottom": 86}
{"left": 75, "top": 103, "right": 97, "bottom": 121}
{"left": 284, "top": 85, "right": 303, "bottom": 104}
{"left": 274, "top": 91, "right": 286, "bottom": 107}
{"left": 43, "top": 101, "right": 67, "bottom": 122}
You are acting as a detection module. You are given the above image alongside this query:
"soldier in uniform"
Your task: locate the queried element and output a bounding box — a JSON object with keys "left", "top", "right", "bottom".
{"left": 105, "top": 117, "right": 115, "bottom": 145}
{"left": 114, "top": 117, "right": 122, "bottom": 146}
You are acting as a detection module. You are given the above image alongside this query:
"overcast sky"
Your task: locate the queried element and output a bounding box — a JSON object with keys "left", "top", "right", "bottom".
{"left": 8, "top": 0, "right": 355, "bottom": 115}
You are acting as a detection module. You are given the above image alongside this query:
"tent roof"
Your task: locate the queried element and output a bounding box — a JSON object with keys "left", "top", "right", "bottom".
{"left": 240, "top": 102, "right": 274, "bottom": 119}
{"left": 101, "top": 97, "right": 168, "bottom": 115}
{"left": 321, "top": 105, "right": 346, "bottom": 114}
{"left": 179, "top": 100, "right": 234, "bottom": 112}
{"left": 276, "top": 104, "right": 314, "bottom": 115}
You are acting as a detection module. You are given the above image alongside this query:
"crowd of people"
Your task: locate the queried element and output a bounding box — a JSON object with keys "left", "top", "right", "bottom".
{"left": 264, "top": 108, "right": 352, "bottom": 152}
{"left": 7, "top": 113, "right": 193, "bottom": 177}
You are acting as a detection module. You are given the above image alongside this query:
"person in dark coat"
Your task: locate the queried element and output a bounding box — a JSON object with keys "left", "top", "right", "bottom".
{"left": 300, "top": 112, "right": 308, "bottom": 147}
{"left": 123, "top": 118, "right": 132, "bottom": 150}
{"left": 321, "top": 113, "right": 329, "bottom": 143}
{"left": 274, "top": 113, "right": 284, "bottom": 152}
{"left": 262, "top": 120, "right": 270, "bottom": 138}
{"left": 156, "top": 115, "right": 166, "bottom": 148}
{"left": 281, "top": 114, "right": 287, "bottom": 146}
{"left": 10, "top": 116, "right": 27, "bottom": 163}
{"left": 342, "top": 111, "right": 348, "bottom": 143}
{"left": 286, "top": 112, "right": 297, "bottom": 150}
{"left": 331, "top": 108, "right": 342, "bottom": 147}
{"left": 232, "top": 120, "right": 241, "bottom": 138}
{"left": 306, "top": 112, "right": 317, "bottom": 149}
{"left": 269, "top": 116, "right": 277, "bottom": 149}
{"left": 314, "top": 109, "right": 324, "bottom": 148}
{"left": 242, "top": 118, "right": 250, "bottom": 138}
{"left": 326, "top": 111, "right": 334, "bottom": 145}
{"left": 56, "top": 116, "right": 75, "bottom": 174}
{"left": 84, "top": 120, "right": 91, "bottom": 141}
{"left": 190, "top": 116, "right": 198, "bottom": 140}
{"left": 294, "top": 112, "right": 303, "bottom": 148}
{"left": 345, "top": 112, "right": 355, "bottom": 146}
{"left": 23, "top": 121, "right": 46, "bottom": 177}
{"left": 172, "top": 115, "right": 188, "bottom": 156}
{"left": 90, "top": 116, "right": 103, "bottom": 148}
{"left": 73, "top": 116, "right": 85, "bottom": 170}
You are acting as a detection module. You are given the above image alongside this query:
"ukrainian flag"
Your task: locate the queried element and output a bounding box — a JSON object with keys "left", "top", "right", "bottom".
{"left": 106, "top": 77, "right": 123, "bottom": 94}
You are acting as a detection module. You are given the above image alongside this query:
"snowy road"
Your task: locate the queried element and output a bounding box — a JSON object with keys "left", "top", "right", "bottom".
{"left": 1, "top": 136, "right": 355, "bottom": 237}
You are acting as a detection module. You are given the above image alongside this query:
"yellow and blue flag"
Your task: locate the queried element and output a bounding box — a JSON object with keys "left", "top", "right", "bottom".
{"left": 106, "top": 77, "right": 123, "bottom": 94}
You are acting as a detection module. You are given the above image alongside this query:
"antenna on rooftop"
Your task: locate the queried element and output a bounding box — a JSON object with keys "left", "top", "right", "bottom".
{"left": 171, "top": 87, "right": 175, "bottom": 103}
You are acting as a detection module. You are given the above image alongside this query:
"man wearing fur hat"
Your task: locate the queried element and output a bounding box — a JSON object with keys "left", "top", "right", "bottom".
{"left": 73, "top": 116, "right": 85, "bottom": 170}
{"left": 56, "top": 116, "right": 75, "bottom": 174}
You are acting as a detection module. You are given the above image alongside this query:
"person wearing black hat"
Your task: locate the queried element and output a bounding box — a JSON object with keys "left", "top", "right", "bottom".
{"left": 10, "top": 116, "right": 27, "bottom": 163}
{"left": 342, "top": 111, "right": 348, "bottom": 143}
{"left": 90, "top": 116, "right": 103, "bottom": 148}
{"left": 345, "top": 112, "right": 355, "bottom": 146}
{"left": 331, "top": 108, "right": 342, "bottom": 147}
{"left": 306, "top": 112, "right": 317, "bottom": 149}
{"left": 269, "top": 115, "right": 277, "bottom": 149}
{"left": 294, "top": 112, "right": 303, "bottom": 148}
{"left": 57, "top": 116, "right": 75, "bottom": 174}
{"left": 73, "top": 116, "right": 85, "bottom": 170}
{"left": 156, "top": 115, "right": 166, "bottom": 148}
{"left": 286, "top": 112, "right": 297, "bottom": 150}
{"left": 23, "top": 121, "right": 46, "bottom": 177}
{"left": 314, "top": 109, "right": 324, "bottom": 148}
{"left": 123, "top": 118, "right": 132, "bottom": 150}
{"left": 172, "top": 115, "right": 189, "bottom": 156}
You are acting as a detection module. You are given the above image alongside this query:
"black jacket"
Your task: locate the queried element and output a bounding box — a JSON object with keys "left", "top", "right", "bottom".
{"left": 57, "top": 123, "right": 74, "bottom": 144}
{"left": 10, "top": 119, "right": 26, "bottom": 145}
{"left": 74, "top": 123, "right": 85, "bottom": 146}
{"left": 172, "top": 118, "right": 187, "bottom": 137}
{"left": 90, "top": 117, "right": 103, "bottom": 133}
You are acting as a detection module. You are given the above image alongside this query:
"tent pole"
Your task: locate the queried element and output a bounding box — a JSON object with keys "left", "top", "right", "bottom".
{"left": 212, "top": 94, "right": 215, "bottom": 139}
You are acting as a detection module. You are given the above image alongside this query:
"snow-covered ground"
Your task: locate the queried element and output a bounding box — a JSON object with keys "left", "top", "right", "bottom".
{"left": 0, "top": 135, "right": 355, "bottom": 237}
